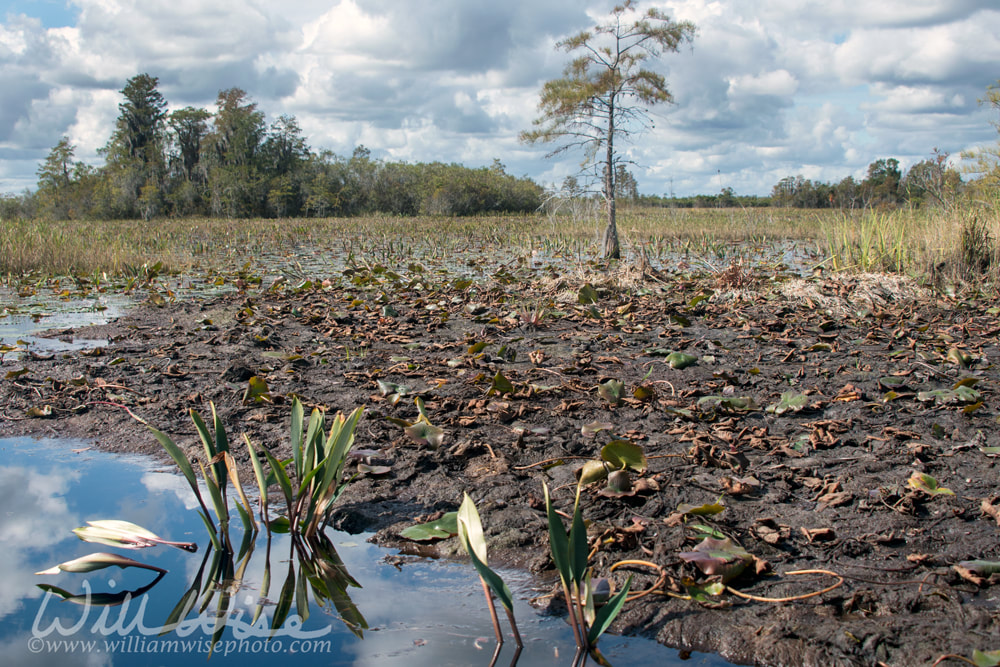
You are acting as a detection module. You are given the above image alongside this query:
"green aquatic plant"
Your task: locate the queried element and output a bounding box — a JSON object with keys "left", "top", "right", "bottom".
{"left": 543, "top": 482, "right": 633, "bottom": 656}
{"left": 457, "top": 493, "right": 523, "bottom": 649}
{"left": 245, "top": 398, "right": 365, "bottom": 538}
{"left": 151, "top": 398, "right": 364, "bottom": 543}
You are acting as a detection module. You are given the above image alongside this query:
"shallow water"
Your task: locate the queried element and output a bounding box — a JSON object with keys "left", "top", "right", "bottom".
{"left": 0, "top": 436, "right": 733, "bottom": 666}
{"left": 0, "top": 289, "right": 128, "bottom": 355}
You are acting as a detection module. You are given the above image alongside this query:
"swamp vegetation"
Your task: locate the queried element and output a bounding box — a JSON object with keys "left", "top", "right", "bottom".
{"left": 2, "top": 201, "right": 1000, "bottom": 666}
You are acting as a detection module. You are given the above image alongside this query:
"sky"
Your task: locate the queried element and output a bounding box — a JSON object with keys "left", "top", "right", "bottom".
{"left": 1, "top": 0, "right": 999, "bottom": 198}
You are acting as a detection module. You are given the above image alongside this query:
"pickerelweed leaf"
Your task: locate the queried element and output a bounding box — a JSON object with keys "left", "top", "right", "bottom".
{"left": 243, "top": 375, "right": 272, "bottom": 404}
{"left": 400, "top": 512, "right": 459, "bottom": 542}
{"left": 698, "top": 396, "right": 757, "bottom": 412}
{"left": 957, "top": 560, "right": 1000, "bottom": 576}
{"left": 457, "top": 494, "right": 516, "bottom": 614}
{"left": 35, "top": 552, "right": 167, "bottom": 576}
{"left": 972, "top": 649, "right": 1000, "bottom": 667}
{"left": 633, "top": 385, "right": 655, "bottom": 400}
{"left": 488, "top": 370, "right": 514, "bottom": 396}
{"left": 73, "top": 520, "right": 197, "bottom": 552}
{"left": 377, "top": 380, "right": 408, "bottom": 397}
{"left": 357, "top": 463, "right": 391, "bottom": 476}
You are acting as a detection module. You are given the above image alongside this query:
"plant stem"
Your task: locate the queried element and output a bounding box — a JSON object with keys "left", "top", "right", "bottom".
{"left": 480, "top": 577, "right": 504, "bottom": 645}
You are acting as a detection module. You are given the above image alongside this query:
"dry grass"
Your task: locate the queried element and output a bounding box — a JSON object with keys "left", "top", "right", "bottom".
{"left": 3, "top": 204, "right": 998, "bottom": 293}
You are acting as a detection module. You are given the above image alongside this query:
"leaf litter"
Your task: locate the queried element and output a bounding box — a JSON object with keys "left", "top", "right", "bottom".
{"left": 3, "top": 266, "right": 1000, "bottom": 666}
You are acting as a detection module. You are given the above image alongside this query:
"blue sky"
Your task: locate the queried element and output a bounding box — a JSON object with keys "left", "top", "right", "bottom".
{"left": 2, "top": 1, "right": 75, "bottom": 27}
{"left": 1, "top": 0, "right": 999, "bottom": 197}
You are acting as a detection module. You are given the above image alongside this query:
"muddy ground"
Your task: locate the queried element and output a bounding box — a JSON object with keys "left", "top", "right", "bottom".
{"left": 2, "top": 267, "right": 1000, "bottom": 667}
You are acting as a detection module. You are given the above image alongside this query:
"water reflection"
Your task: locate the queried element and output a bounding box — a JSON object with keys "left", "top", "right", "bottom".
{"left": 0, "top": 437, "right": 732, "bottom": 666}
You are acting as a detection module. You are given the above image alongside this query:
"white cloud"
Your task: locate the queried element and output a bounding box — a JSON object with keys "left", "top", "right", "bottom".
{"left": 1, "top": 0, "right": 998, "bottom": 197}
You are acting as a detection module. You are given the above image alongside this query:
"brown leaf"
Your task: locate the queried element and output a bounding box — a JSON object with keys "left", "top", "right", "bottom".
{"left": 801, "top": 527, "right": 837, "bottom": 543}
{"left": 720, "top": 475, "right": 759, "bottom": 496}
{"left": 816, "top": 491, "right": 852, "bottom": 508}
{"left": 981, "top": 497, "right": 1000, "bottom": 526}
{"left": 953, "top": 564, "right": 986, "bottom": 587}
{"left": 834, "top": 384, "right": 863, "bottom": 402}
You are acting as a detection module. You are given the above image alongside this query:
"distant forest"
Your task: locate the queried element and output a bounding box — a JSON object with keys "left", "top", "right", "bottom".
{"left": 0, "top": 74, "right": 966, "bottom": 221}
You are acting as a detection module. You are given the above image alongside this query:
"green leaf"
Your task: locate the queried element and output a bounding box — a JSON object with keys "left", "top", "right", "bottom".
{"left": 958, "top": 560, "right": 1000, "bottom": 576}
{"left": 907, "top": 472, "right": 954, "bottom": 496}
{"left": 467, "top": 341, "right": 489, "bottom": 355}
{"left": 633, "top": 385, "right": 655, "bottom": 400}
{"left": 26, "top": 405, "right": 53, "bottom": 418}
{"left": 261, "top": 447, "right": 294, "bottom": 512}
{"left": 543, "top": 482, "right": 571, "bottom": 588}
{"left": 357, "top": 463, "right": 391, "bottom": 476}
{"left": 377, "top": 380, "right": 408, "bottom": 397}
{"left": 601, "top": 440, "right": 647, "bottom": 473}
{"left": 457, "top": 494, "right": 516, "bottom": 613}
{"left": 271, "top": 564, "right": 296, "bottom": 635}
{"left": 577, "top": 460, "right": 610, "bottom": 487}
{"left": 973, "top": 649, "right": 1000, "bottom": 667}
{"left": 35, "top": 552, "right": 166, "bottom": 576}
{"left": 290, "top": 398, "right": 305, "bottom": 480}
{"left": 578, "top": 283, "right": 598, "bottom": 305}
{"left": 766, "top": 392, "right": 809, "bottom": 415}
{"left": 587, "top": 575, "right": 632, "bottom": 645}
{"left": 243, "top": 434, "right": 270, "bottom": 524}
{"left": 243, "top": 375, "right": 272, "bottom": 404}
{"left": 598, "top": 379, "right": 625, "bottom": 405}
{"left": 581, "top": 421, "right": 614, "bottom": 436}
{"left": 665, "top": 352, "right": 698, "bottom": 369}
{"left": 568, "top": 489, "right": 588, "bottom": 587}
{"left": 399, "top": 512, "right": 459, "bottom": 541}
{"left": 404, "top": 422, "right": 445, "bottom": 449}
{"left": 677, "top": 500, "right": 726, "bottom": 517}
{"left": 678, "top": 536, "right": 752, "bottom": 583}
{"left": 697, "top": 396, "right": 758, "bottom": 412}
{"left": 488, "top": 370, "right": 514, "bottom": 396}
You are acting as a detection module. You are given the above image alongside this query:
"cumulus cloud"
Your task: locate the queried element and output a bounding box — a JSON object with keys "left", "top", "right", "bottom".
{"left": 0, "top": 0, "right": 998, "bottom": 196}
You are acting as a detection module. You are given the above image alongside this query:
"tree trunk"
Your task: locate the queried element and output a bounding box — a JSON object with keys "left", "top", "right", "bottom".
{"left": 602, "top": 97, "right": 621, "bottom": 260}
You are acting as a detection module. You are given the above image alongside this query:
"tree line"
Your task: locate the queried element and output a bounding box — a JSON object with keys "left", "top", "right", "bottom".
{"left": 627, "top": 153, "right": 964, "bottom": 210}
{"left": 9, "top": 74, "right": 543, "bottom": 221}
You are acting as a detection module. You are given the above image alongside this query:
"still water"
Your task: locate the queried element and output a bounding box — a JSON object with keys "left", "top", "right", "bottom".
{"left": 0, "top": 436, "right": 732, "bottom": 667}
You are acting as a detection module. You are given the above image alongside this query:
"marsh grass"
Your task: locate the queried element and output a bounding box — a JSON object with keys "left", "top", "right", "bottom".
{"left": 819, "top": 204, "right": 1000, "bottom": 288}
{"left": 3, "top": 204, "right": 998, "bottom": 289}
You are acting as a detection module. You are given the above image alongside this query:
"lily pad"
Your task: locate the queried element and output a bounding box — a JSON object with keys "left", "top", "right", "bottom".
{"left": 697, "top": 396, "right": 757, "bottom": 412}
{"left": 405, "top": 422, "right": 445, "bottom": 449}
{"left": 488, "top": 370, "right": 514, "bottom": 396}
{"left": 677, "top": 499, "right": 726, "bottom": 517}
{"left": 400, "top": 512, "right": 459, "bottom": 541}
{"left": 678, "top": 536, "right": 752, "bottom": 583}
{"left": 766, "top": 392, "right": 809, "bottom": 415}
{"left": 581, "top": 421, "right": 614, "bottom": 436}
{"left": 907, "top": 472, "right": 954, "bottom": 496}
{"left": 601, "top": 440, "right": 647, "bottom": 473}
{"left": 598, "top": 379, "right": 626, "bottom": 405}
{"left": 666, "top": 352, "right": 698, "bottom": 369}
